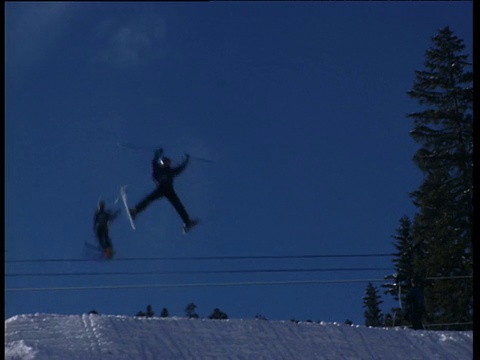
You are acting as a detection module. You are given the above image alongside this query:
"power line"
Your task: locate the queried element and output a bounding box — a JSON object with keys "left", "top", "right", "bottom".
{"left": 5, "top": 253, "right": 393, "bottom": 264}
{"left": 5, "top": 267, "right": 394, "bottom": 278}
{"left": 5, "top": 278, "right": 392, "bottom": 292}
{"left": 5, "top": 275, "right": 471, "bottom": 293}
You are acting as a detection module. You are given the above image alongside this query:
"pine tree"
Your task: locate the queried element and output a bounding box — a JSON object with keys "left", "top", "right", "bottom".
{"left": 255, "top": 314, "right": 268, "bottom": 321}
{"left": 405, "top": 26, "right": 473, "bottom": 330}
{"left": 382, "top": 216, "right": 414, "bottom": 327}
{"left": 383, "top": 216, "right": 417, "bottom": 301}
{"left": 160, "top": 308, "right": 169, "bottom": 318}
{"left": 146, "top": 305, "right": 154, "bottom": 318}
{"left": 185, "top": 303, "right": 199, "bottom": 319}
{"left": 208, "top": 308, "right": 228, "bottom": 320}
{"left": 363, "top": 282, "right": 384, "bottom": 327}
{"left": 135, "top": 305, "right": 154, "bottom": 318}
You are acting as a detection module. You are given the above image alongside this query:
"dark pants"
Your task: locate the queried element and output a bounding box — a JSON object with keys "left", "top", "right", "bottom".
{"left": 96, "top": 225, "right": 112, "bottom": 250}
{"left": 135, "top": 184, "right": 191, "bottom": 224}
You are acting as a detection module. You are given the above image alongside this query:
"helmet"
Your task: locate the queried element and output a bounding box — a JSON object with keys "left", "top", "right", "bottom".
{"left": 160, "top": 157, "right": 171, "bottom": 167}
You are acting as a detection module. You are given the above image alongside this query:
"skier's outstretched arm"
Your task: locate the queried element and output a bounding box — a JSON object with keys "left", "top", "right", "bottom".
{"left": 172, "top": 154, "right": 190, "bottom": 176}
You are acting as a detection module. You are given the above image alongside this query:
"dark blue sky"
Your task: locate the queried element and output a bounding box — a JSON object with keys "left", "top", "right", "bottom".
{"left": 5, "top": 2, "right": 473, "bottom": 324}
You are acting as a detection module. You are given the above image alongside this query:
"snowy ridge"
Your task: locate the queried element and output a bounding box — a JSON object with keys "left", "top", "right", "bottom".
{"left": 5, "top": 314, "right": 472, "bottom": 359}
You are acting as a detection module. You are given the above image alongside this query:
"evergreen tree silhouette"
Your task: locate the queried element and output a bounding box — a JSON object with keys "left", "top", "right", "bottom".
{"left": 208, "top": 308, "right": 228, "bottom": 320}
{"left": 185, "top": 303, "right": 199, "bottom": 319}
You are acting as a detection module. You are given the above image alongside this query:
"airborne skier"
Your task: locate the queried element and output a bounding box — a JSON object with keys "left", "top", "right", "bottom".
{"left": 93, "top": 200, "right": 120, "bottom": 258}
{"left": 129, "top": 148, "right": 199, "bottom": 233}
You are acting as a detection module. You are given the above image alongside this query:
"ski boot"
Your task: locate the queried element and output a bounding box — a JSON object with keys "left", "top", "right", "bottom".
{"left": 104, "top": 246, "right": 114, "bottom": 259}
{"left": 183, "top": 219, "right": 200, "bottom": 234}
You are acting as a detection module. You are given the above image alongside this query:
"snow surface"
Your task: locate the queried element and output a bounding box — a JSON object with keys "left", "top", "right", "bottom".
{"left": 5, "top": 314, "right": 472, "bottom": 360}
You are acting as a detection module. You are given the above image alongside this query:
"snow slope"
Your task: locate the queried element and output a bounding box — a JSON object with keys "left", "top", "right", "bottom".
{"left": 5, "top": 314, "right": 472, "bottom": 360}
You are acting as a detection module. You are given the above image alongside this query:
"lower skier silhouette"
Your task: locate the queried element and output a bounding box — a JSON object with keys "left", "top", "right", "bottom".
{"left": 93, "top": 200, "right": 120, "bottom": 258}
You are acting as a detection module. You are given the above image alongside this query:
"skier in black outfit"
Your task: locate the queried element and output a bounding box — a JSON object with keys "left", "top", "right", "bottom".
{"left": 129, "top": 148, "right": 198, "bottom": 233}
{"left": 93, "top": 200, "right": 120, "bottom": 257}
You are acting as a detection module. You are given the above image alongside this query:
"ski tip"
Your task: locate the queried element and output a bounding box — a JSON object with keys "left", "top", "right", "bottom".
{"left": 120, "top": 186, "right": 128, "bottom": 195}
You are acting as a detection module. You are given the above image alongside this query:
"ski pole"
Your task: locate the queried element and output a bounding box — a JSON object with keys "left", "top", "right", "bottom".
{"left": 118, "top": 142, "right": 215, "bottom": 163}
{"left": 190, "top": 155, "right": 215, "bottom": 164}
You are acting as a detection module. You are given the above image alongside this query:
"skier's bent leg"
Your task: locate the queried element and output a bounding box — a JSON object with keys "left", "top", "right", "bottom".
{"left": 97, "top": 228, "right": 108, "bottom": 249}
{"left": 135, "top": 187, "right": 163, "bottom": 214}
{"left": 165, "top": 188, "right": 191, "bottom": 224}
{"left": 104, "top": 233, "right": 112, "bottom": 249}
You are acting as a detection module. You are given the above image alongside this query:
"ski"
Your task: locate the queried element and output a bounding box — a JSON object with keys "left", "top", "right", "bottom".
{"left": 120, "top": 186, "right": 136, "bottom": 230}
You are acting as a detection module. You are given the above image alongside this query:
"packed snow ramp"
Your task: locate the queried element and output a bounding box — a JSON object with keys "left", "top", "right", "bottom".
{"left": 5, "top": 314, "right": 473, "bottom": 359}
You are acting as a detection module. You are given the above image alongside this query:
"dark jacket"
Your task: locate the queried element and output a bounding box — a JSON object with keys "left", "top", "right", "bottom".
{"left": 93, "top": 208, "right": 119, "bottom": 232}
{"left": 152, "top": 154, "right": 189, "bottom": 187}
